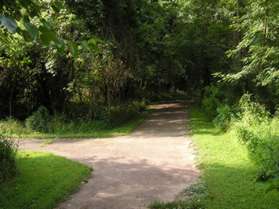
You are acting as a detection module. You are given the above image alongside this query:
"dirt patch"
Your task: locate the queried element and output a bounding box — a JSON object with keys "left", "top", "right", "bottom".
{"left": 21, "top": 102, "right": 199, "bottom": 209}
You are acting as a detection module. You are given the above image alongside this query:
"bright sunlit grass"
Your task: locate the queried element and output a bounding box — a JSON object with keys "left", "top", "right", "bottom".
{"left": 191, "top": 108, "right": 279, "bottom": 209}
{"left": 150, "top": 107, "right": 279, "bottom": 209}
{"left": 0, "top": 152, "right": 91, "bottom": 209}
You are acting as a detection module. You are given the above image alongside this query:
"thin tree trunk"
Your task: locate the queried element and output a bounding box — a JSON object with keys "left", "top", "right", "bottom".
{"left": 9, "top": 87, "right": 14, "bottom": 118}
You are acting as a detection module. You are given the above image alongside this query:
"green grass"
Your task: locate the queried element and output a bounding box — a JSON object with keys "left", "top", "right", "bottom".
{"left": 0, "top": 114, "right": 146, "bottom": 140}
{"left": 150, "top": 107, "right": 279, "bottom": 209}
{"left": 191, "top": 108, "right": 279, "bottom": 209}
{"left": 0, "top": 152, "right": 91, "bottom": 209}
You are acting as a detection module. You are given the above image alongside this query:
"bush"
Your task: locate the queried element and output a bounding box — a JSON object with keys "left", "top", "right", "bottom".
{"left": 47, "top": 114, "right": 108, "bottom": 134}
{"left": 233, "top": 94, "right": 279, "bottom": 180}
{"left": 25, "top": 106, "right": 50, "bottom": 132}
{"left": 105, "top": 101, "right": 146, "bottom": 125}
{"left": 213, "top": 104, "right": 234, "bottom": 130}
{"left": 105, "top": 105, "right": 137, "bottom": 125}
{"left": 47, "top": 114, "right": 69, "bottom": 133}
{"left": 0, "top": 135, "right": 17, "bottom": 183}
{"left": 202, "top": 85, "right": 222, "bottom": 117}
{"left": 47, "top": 100, "right": 146, "bottom": 134}
{"left": 131, "top": 100, "right": 147, "bottom": 112}
{"left": 0, "top": 118, "right": 31, "bottom": 137}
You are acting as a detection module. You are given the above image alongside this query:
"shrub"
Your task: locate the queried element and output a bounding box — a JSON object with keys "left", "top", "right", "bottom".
{"left": 47, "top": 114, "right": 68, "bottom": 133}
{"left": 233, "top": 94, "right": 279, "bottom": 180}
{"left": 131, "top": 100, "right": 146, "bottom": 112}
{"left": 25, "top": 106, "right": 50, "bottom": 132}
{"left": 213, "top": 104, "right": 234, "bottom": 130}
{"left": 47, "top": 114, "right": 107, "bottom": 134}
{"left": 202, "top": 85, "right": 222, "bottom": 117}
{"left": 0, "top": 135, "right": 17, "bottom": 183}
{"left": 0, "top": 118, "right": 31, "bottom": 137}
{"left": 104, "top": 101, "right": 146, "bottom": 125}
{"left": 105, "top": 105, "right": 137, "bottom": 125}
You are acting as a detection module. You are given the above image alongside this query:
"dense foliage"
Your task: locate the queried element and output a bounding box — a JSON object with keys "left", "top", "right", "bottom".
{"left": 1, "top": 0, "right": 278, "bottom": 113}
{"left": 0, "top": 0, "right": 189, "bottom": 119}
{"left": 234, "top": 94, "right": 279, "bottom": 181}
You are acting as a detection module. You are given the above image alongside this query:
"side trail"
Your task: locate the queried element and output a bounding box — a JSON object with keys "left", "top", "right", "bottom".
{"left": 21, "top": 102, "right": 199, "bottom": 209}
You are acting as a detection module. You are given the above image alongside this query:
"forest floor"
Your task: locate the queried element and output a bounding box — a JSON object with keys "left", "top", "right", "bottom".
{"left": 20, "top": 102, "right": 199, "bottom": 209}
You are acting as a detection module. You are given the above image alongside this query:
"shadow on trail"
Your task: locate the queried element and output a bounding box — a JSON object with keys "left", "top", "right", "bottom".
{"left": 132, "top": 102, "right": 188, "bottom": 138}
{"left": 61, "top": 155, "right": 199, "bottom": 209}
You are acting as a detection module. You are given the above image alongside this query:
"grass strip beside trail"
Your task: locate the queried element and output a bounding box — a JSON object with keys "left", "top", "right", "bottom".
{"left": 190, "top": 107, "right": 279, "bottom": 209}
{"left": 0, "top": 152, "right": 91, "bottom": 209}
{"left": 0, "top": 114, "right": 146, "bottom": 140}
{"left": 150, "top": 107, "right": 279, "bottom": 209}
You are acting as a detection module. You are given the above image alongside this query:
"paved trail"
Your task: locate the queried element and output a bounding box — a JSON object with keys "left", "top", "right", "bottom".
{"left": 21, "top": 102, "right": 199, "bottom": 209}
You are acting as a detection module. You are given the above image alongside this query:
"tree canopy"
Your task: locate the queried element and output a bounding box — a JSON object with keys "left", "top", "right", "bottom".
{"left": 1, "top": 0, "right": 279, "bottom": 116}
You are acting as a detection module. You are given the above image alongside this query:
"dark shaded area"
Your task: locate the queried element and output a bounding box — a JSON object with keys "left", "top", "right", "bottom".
{"left": 1, "top": 0, "right": 232, "bottom": 119}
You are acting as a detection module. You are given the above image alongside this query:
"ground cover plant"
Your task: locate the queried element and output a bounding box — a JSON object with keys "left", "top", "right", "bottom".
{"left": 0, "top": 152, "right": 90, "bottom": 209}
{"left": 0, "top": 114, "right": 146, "bottom": 139}
{"left": 0, "top": 102, "right": 147, "bottom": 139}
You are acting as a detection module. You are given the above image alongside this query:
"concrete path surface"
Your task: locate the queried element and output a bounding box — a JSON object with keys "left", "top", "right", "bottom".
{"left": 21, "top": 102, "right": 199, "bottom": 209}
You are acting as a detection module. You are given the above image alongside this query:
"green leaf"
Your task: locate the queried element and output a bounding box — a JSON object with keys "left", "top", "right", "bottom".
{"left": 56, "top": 39, "right": 66, "bottom": 53}
{"left": 18, "top": 18, "right": 38, "bottom": 41}
{"left": 51, "top": 1, "right": 64, "bottom": 13}
{"left": 81, "top": 41, "right": 90, "bottom": 51}
{"left": 39, "top": 26, "right": 57, "bottom": 46}
{"left": 69, "top": 42, "right": 79, "bottom": 59}
{"left": 0, "top": 16, "right": 17, "bottom": 33}
{"left": 24, "top": 21, "right": 38, "bottom": 40}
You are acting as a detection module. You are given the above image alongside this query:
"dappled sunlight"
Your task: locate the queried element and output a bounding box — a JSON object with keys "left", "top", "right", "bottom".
{"left": 2, "top": 0, "right": 279, "bottom": 208}
{"left": 189, "top": 108, "right": 279, "bottom": 209}
{"left": 20, "top": 102, "right": 199, "bottom": 209}
{"left": 57, "top": 156, "right": 199, "bottom": 209}
{"left": 132, "top": 103, "right": 187, "bottom": 138}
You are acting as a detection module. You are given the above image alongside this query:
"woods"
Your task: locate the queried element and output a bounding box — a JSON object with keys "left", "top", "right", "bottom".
{"left": 1, "top": 0, "right": 185, "bottom": 119}
{"left": 1, "top": 1, "right": 279, "bottom": 115}
{"left": 1, "top": 0, "right": 279, "bottom": 209}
